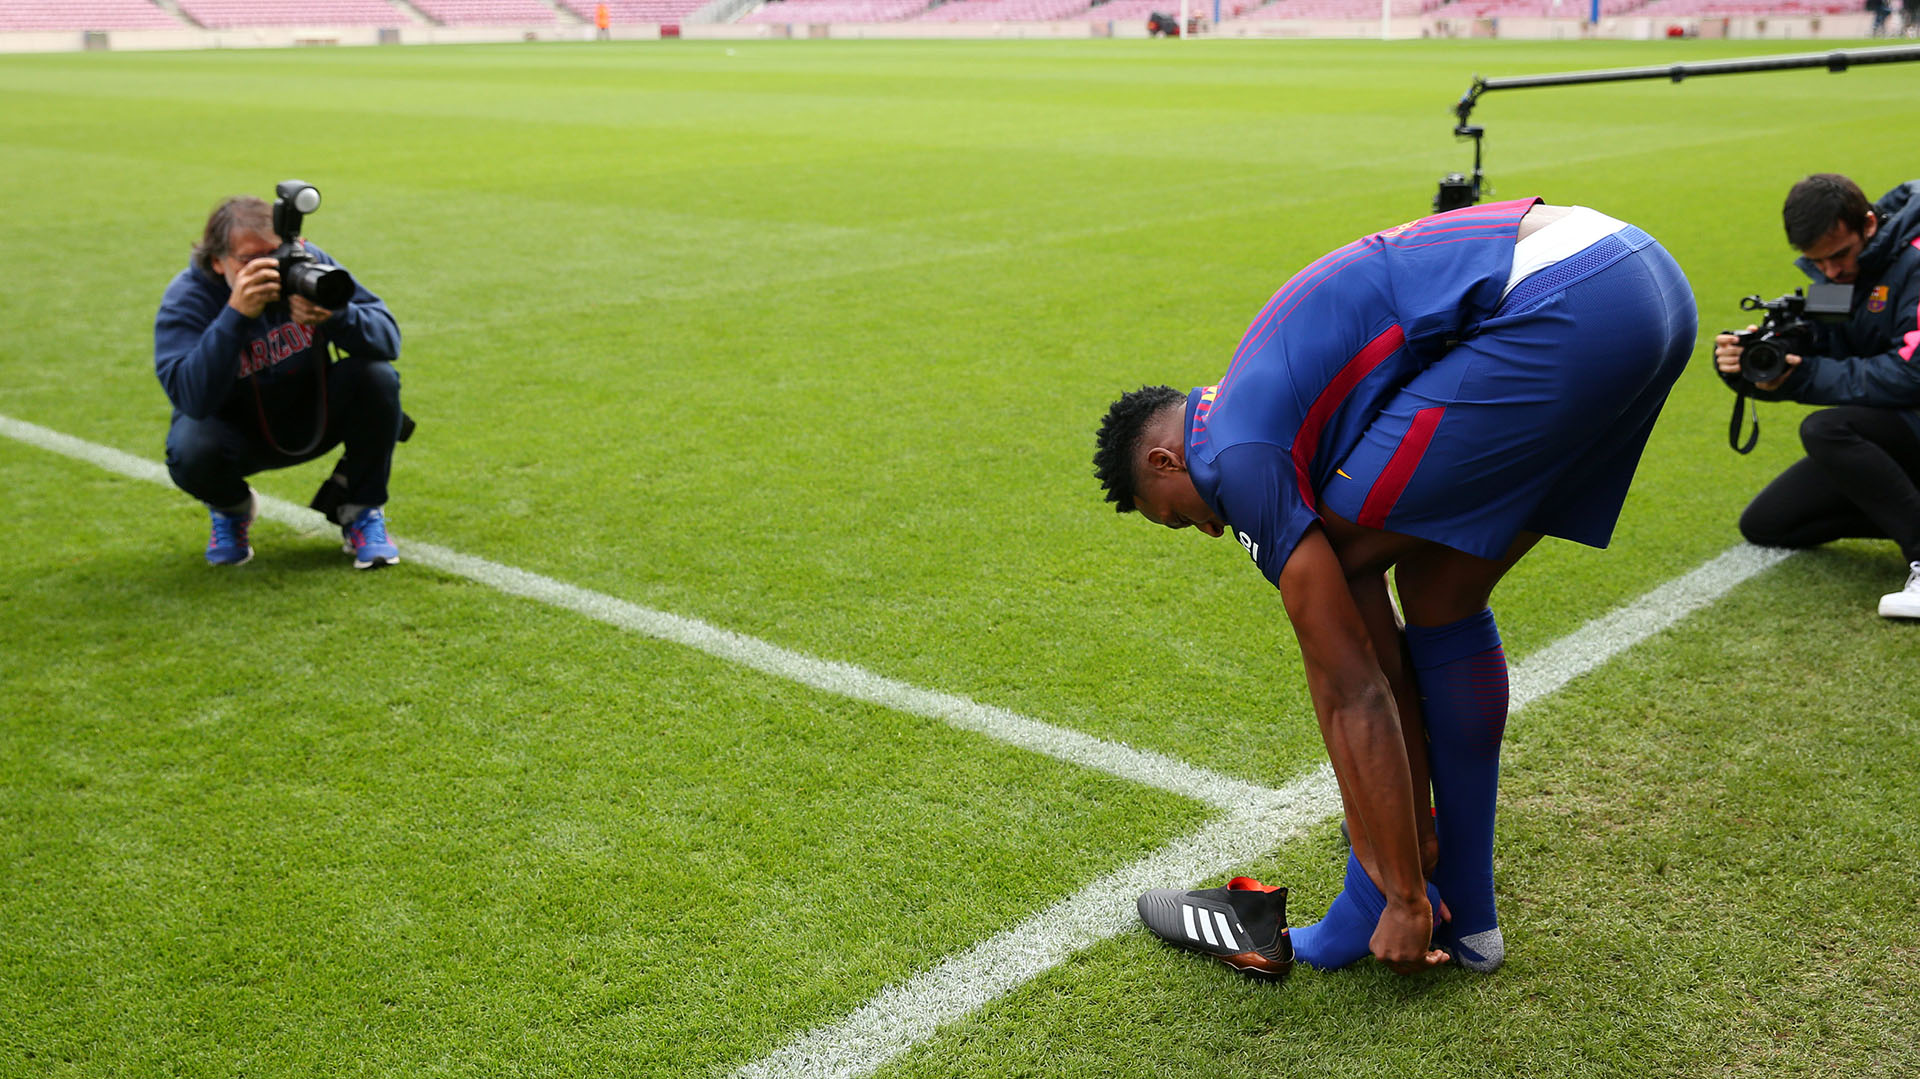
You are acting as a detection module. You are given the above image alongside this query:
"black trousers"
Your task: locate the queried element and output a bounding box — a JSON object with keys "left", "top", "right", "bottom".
{"left": 165, "top": 357, "right": 402, "bottom": 513}
{"left": 1739, "top": 405, "right": 1920, "bottom": 565}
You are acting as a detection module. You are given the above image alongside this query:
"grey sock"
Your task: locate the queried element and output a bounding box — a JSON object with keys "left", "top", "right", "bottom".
{"left": 336, "top": 502, "right": 369, "bottom": 527}
{"left": 1453, "top": 927, "right": 1506, "bottom": 973}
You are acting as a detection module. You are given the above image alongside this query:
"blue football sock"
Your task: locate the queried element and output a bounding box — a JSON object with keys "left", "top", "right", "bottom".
{"left": 1292, "top": 848, "right": 1446, "bottom": 971}
{"left": 1290, "top": 849, "right": 1383, "bottom": 970}
{"left": 1405, "top": 608, "right": 1508, "bottom": 970}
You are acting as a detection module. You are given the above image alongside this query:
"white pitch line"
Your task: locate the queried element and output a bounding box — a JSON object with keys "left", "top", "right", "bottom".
{"left": 0, "top": 411, "right": 1271, "bottom": 811}
{"left": 738, "top": 767, "right": 1342, "bottom": 1079}
{"left": 409, "top": 540, "right": 1278, "bottom": 810}
{"left": 739, "top": 551, "right": 1798, "bottom": 1078}
{"left": 1508, "top": 543, "right": 1794, "bottom": 710}
{"left": 1, "top": 412, "right": 1796, "bottom": 1078}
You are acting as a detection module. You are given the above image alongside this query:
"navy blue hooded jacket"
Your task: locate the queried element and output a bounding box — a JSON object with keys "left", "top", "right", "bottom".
{"left": 1741, "top": 181, "right": 1920, "bottom": 436}
{"left": 154, "top": 242, "right": 399, "bottom": 432}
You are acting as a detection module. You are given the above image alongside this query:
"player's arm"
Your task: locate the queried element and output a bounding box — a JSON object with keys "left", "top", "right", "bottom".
{"left": 1347, "top": 569, "right": 1439, "bottom": 882}
{"left": 1278, "top": 525, "right": 1447, "bottom": 974}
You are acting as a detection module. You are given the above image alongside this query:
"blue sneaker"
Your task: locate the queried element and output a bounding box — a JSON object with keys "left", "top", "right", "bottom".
{"left": 342, "top": 506, "right": 399, "bottom": 570}
{"left": 205, "top": 498, "right": 254, "bottom": 566}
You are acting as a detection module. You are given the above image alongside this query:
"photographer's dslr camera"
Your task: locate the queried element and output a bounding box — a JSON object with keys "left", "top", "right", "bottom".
{"left": 270, "top": 180, "right": 355, "bottom": 310}
{"left": 1731, "top": 283, "right": 1851, "bottom": 384}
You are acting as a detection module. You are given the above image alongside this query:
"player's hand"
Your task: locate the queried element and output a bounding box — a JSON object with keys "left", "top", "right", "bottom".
{"left": 289, "top": 295, "right": 334, "bottom": 326}
{"left": 227, "top": 257, "right": 281, "bottom": 319}
{"left": 1371, "top": 897, "right": 1450, "bottom": 975}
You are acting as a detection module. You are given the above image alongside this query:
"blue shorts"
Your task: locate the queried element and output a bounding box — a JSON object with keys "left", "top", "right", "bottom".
{"left": 1318, "top": 226, "right": 1696, "bottom": 560}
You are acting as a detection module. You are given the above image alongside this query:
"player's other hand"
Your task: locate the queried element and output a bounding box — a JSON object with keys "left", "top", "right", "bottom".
{"left": 1371, "top": 898, "right": 1450, "bottom": 975}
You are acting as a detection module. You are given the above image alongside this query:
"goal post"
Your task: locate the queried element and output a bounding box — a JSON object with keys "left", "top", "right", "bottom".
{"left": 1176, "top": 0, "right": 1215, "bottom": 36}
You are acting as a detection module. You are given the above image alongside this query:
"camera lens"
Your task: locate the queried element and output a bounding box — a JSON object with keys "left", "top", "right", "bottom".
{"left": 1742, "top": 338, "right": 1789, "bottom": 384}
{"left": 284, "top": 259, "right": 355, "bottom": 309}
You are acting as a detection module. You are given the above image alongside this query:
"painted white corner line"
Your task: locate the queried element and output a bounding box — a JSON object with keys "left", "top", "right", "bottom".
{"left": 410, "top": 537, "right": 1277, "bottom": 810}
{"left": 1508, "top": 544, "right": 1793, "bottom": 711}
{"left": 738, "top": 765, "right": 1343, "bottom": 1079}
{"left": 0, "top": 412, "right": 1270, "bottom": 811}
{"left": 740, "top": 549, "right": 1796, "bottom": 1079}
{"left": 2, "top": 413, "right": 1794, "bottom": 1079}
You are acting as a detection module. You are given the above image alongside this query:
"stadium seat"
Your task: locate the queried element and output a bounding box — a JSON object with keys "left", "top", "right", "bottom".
{"left": 908, "top": 0, "right": 1096, "bottom": 21}
{"left": 557, "top": 0, "right": 711, "bottom": 23}
{"left": 0, "top": 0, "right": 182, "bottom": 32}
{"left": 409, "top": 0, "right": 564, "bottom": 24}
{"left": 739, "top": 0, "right": 934, "bottom": 22}
{"left": 173, "top": 0, "right": 411, "bottom": 29}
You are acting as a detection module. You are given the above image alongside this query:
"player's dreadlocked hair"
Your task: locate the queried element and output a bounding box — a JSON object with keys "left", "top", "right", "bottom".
{"left": 1094, "top": 384, "right": 1185, "bottom": 513}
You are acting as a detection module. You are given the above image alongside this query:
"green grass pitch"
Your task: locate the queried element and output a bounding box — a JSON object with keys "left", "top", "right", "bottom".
{"left": 2, "top": 36, "right": 1917, "bottom": 1077}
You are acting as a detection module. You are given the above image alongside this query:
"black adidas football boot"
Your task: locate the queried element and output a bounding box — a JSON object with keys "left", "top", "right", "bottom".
{"left": 1136, "top": 877, "right": 1293, "bottom": 982}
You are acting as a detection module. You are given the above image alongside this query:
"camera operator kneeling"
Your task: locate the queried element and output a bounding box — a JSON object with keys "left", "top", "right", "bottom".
{"left": 154, "top": 185, "right": 407, "bottom": 569}
{"left": 1714, "top": 173, "right": 1920, "bottom": 619}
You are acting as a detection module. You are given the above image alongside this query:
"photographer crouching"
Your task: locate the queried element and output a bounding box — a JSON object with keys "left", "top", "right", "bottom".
{"left": 1714, "top": 173, "right": 1920, "bottom": 619}
{"left": 154, "top": 182, "right": 406, "bottom": 568}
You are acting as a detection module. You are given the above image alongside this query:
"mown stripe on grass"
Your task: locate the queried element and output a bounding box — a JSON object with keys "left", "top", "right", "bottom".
{"left": 736, "top": 553, "right": 1798, "bottom": 1078}
{"left": 737, "top": 768, "right": 1342, "bottom": 1079}
{"left": 1508, "top": 543, "right": 1793, "bottom": 709}
{"left": 2, "top": 412, "right": 1796, "bottom": 1079}
{"left": 0, "top": 411, "right": 1271, "bottom": 812}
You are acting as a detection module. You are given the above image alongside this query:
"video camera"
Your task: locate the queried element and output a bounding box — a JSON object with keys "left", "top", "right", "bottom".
{"left": 1721, "top": 282, "right": 1851, "bottom": 454}
{"left": 1433, "top": 171, "right": 1479, "bottom": 213}
{"left": 1729, "top": 283, "right": 1851, "bottom": 384}
{"left": 270, "top": 180, "right": 355, "bottom": 310}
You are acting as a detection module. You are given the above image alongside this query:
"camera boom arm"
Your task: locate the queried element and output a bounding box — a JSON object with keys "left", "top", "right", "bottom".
{"left": 1437, "top": 44, "right": 1920, "bottom": 211}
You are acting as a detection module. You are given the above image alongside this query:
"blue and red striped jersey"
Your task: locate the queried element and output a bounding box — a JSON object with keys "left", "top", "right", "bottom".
{"left": 1185, "top": 198, "right": 1539, "bottom": 586}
